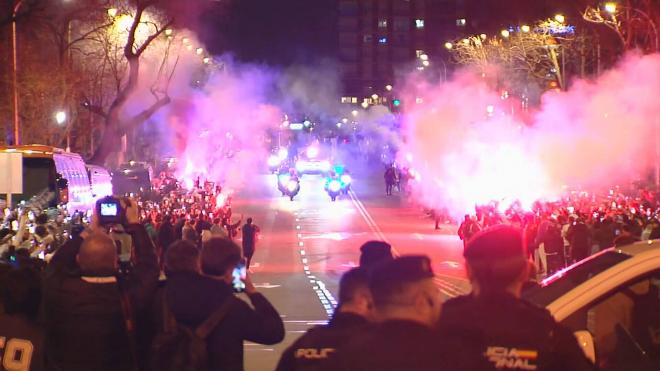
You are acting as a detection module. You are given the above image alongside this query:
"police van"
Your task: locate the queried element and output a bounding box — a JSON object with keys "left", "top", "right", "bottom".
{"left": 0, "top": 145, "right": 94, "bottom": 213}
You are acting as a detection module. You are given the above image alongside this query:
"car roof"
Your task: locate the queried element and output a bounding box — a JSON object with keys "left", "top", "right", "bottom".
{"left": 615, "top": 239, "right": 660, "bottom": 256}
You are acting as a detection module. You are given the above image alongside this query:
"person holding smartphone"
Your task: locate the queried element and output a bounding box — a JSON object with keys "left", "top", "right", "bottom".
{"left": 164, "top": 237, "right": 284, "bottom": 371}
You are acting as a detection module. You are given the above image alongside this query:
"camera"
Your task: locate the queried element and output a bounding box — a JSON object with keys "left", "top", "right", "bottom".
{"left": 96, "top": 196, "right": 124, "bottom": 226}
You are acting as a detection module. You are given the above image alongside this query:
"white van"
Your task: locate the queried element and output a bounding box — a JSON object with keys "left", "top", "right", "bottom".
{"left": 0, "top": 145, "right": 94, "bottom": 213}
{"left": 86, "top": 164, "right": 113, "bottom": 199}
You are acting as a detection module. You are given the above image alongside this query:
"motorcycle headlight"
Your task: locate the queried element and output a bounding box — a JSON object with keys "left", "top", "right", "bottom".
{"left": 278, "top": 174, "right": 291, "bottom": 185}
{"left": 329, "top": 180, "right": 342, "bottom": 192}
{"left": 287, "top": 181, "right": 298, "bottom": 192}
{"left": 340, "top": 175, "right": 352, "bottom": 185}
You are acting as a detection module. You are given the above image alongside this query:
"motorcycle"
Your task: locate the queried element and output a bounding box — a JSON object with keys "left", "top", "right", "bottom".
{"left": 339, "top": 174, "right": 352, "bottom": 195}
{"left": 278, "top": 173, "right": 300, "bottom": 201}
{"left": 325, "top": 179, "right": 342, "bottom": 202}
{"left": 284, "top": 179, "right": 300, "bottom": 201}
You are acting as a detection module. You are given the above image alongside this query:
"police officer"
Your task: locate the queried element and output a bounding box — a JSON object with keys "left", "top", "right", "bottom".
{"left": 437, "top": 225, "right": 594, "bottom": 371}
{"left": 358, "top": 240, "right": 394, "bottom": 268}
{"left": 275, "top": 267, "right": 374, "bottom": 371}
{"left": 327, "top": 256, "right": 454, "bottom": 371}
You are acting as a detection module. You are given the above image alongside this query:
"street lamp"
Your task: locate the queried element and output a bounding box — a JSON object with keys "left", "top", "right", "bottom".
{"left": 444, "top": 42, "right": 453, "bottom": 50}
{"left": 604, "top": 2, "right": 617, "bottom": 14}
{"left": 107, "top": 7, "right": 118, "bottom": 18}
{"left": 385, "top": 84, "right": 393, "bottom": 91}
{"left": 500, "top": 29, "right": 510, "bottom": 38}
{"left": 55, "top": 111, "right": 70, "bottom": 151}
{"left": 55, "top": 111, "right": 66, "bottom": 125}
{"left": 419, "top": 54, "right": 429, "bottom": 61}
{"left": 554, "top": 14, "right": 565, "bottom": 24}
{"left": 521, "top": 25, "right": 531, "bottom": 33}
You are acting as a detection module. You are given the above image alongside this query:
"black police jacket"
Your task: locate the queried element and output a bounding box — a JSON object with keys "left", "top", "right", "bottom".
{"left": 275, "top": 312, "right": 369, "bottom": 371}
{"left": 325, "top": 319, "right": 456, "bottom": 371}
{"left": 438, "top": 293, "right": 594, "bottom": 371}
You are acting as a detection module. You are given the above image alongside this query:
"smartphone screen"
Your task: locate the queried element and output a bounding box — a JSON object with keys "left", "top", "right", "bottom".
{"left": 232, "top": 259, "right": 247, "bottom": 293}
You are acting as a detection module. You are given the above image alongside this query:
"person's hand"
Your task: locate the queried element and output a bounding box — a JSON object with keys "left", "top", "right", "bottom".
{"left": 122, "top": 197, "right": 140, "bottom": 224}
{"left": 80, "top": 212, "right": 105, "bottom": 239}
{"left": 243, "top": 273, "right": 257, "bottom": 295}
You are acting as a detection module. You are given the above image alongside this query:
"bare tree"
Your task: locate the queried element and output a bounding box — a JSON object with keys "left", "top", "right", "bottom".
{"left": 583, "top": 0, "right": 658, "bottom": 53}
{"left": 75, "top": 0, "right": 175, "bottom": 165}
{"left": 447, "top": 19, "right": 579, "bottom": 103}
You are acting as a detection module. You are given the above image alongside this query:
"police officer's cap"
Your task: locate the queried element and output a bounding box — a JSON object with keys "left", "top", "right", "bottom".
{"left": 370, "top": 255, "right": 434, "bottom": 295}
{"left": 359, "top": 240, "right": 394, "bottom": 268}
{"left": 464, "top": 225, "right": 528, "bottom": 287}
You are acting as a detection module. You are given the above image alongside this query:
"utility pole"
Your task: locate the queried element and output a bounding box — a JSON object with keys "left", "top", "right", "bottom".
{"left": 11, "top": 0, "right": 24, "bottom": 145}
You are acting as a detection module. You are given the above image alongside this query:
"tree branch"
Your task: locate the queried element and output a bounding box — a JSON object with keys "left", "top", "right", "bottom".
{"left": 135, "top": 20, "right": 174, "bottom": 56}
{"left": 120, "top": 95, "right": 171, "bottom": 134}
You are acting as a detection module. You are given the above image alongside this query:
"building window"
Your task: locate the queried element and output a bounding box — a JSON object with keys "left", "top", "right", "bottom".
{"left": 378, "top": 36, "right": 388, "bottom": 44}
{"left": 378, "top": 19, "right": 388, "bottom": 28}
{"left": 363, "top": 34, "right": 373, "bottom": 43}
{"left": 415, "top": 19, "right": 424, "bottom": 29}
{"left": 341, "top": 97, "right": 352, "bottom": 103}
{"left": 351, "top": 97, "right": 358, "bottom": 103}
{"left": 456, "top": 18, "right": 466, "bottom": 27}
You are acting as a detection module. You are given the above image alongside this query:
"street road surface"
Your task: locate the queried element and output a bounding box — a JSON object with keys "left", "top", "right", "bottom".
{"left": 229, "top": 170, "right": 470, "bottom": 370}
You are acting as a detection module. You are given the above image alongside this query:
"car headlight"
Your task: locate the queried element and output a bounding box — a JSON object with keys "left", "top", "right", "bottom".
{"left": 306, "top": 146, "right": 319, "bottom": 159}
{"left": 268, "top": 155, "right": 281, "bottom": 167}
{"left": 277, "top": 148, "right": 288, "bottom": 160}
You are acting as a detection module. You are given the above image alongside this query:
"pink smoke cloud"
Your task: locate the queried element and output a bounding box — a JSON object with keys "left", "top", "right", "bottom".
{"left": 399, "top": 53, "right": 660, "bottom": 218}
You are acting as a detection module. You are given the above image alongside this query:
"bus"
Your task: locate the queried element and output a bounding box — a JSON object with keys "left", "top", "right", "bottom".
{"left": 0, "top": 145, "right": 94, "bottom": 213}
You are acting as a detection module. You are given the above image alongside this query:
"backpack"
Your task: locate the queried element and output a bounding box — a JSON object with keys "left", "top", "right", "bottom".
{"left": 149, "top": 298, "right": 235, "bottom": 371}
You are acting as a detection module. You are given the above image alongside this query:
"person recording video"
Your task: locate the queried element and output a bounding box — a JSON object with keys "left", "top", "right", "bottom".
{"left": 42, "top": 196, "right": 159, "bottom": 371}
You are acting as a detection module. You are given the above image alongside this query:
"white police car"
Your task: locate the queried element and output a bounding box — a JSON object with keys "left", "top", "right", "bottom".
{"left": 524, "top": 241, "right": 660, "bottom": 369}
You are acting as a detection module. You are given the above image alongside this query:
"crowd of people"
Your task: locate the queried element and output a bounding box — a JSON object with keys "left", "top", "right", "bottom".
{"left": 0, "top": 178, "right": 271, "bottom": 371}
{"left": 454, "top": 187, "right": 660, "bottom": 277}
{"left": 2, "top": 176, "right": 658, "bottom": 370}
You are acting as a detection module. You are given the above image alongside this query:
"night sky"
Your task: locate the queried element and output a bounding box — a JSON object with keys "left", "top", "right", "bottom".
{"left": 197, "top": 0, "right": 338, "bottom": 66}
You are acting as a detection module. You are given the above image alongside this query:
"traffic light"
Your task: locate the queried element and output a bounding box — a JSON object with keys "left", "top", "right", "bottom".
{"left": 392, "top": 99, "right": 401, "bottom": 107}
